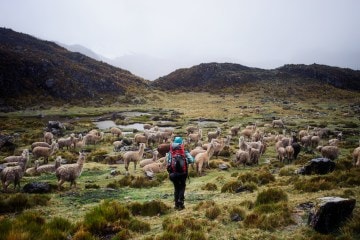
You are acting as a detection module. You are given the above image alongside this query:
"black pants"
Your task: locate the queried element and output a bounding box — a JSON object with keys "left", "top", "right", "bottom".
{"left": 169, "top": 173, "right": 187, "bottom": 208}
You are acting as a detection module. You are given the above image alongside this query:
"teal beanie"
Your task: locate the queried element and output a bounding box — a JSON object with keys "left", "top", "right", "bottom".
{"left": 174, "top": 136, "right": 183, "bottom": 144}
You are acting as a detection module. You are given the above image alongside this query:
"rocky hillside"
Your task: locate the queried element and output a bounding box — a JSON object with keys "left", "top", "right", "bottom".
{"left": 151, "top": 62, "right": 360, "bottom": 91}
{"left": 0, "top": 28, "right": 149, "bottom": 109}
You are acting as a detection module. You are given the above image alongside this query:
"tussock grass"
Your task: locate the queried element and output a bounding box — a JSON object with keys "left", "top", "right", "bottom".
{"left": 293, "top": 168, "right": 360, "bottom": 192}
{"left": 127, "top": 200, "right": 169, "bottom": 216}
{"left": 82, "top": 200, "right": 150, "bottom": 236}
{"left": 0, "top": 210, "right": 75, "bottom": 240}
{"left": 0, "top": 193, "right": 50, "bottom": 213}
{"left": 243, "top": 188, "right": 293, "bottom": 231}
{"left": 115, "top": 174, "right": 167, "bottom": 189}
{"left": 201, "top": 182, "right": 218, "bottom": 191}
{"left": 160, "top": 217, "right": 207, "bottom": 240}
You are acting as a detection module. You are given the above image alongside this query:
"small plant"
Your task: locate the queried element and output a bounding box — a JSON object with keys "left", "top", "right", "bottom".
{"left": 279, "top": 165, "right": 297, "bottom": 176}
{"left": 201, "top": 183, "right": 218, "bottom": 191}
{"left": 85, "top": 183, "right": 100, "bottom": 189}
{"left": 221, "top": 180, "right": 242, "bottom": 193}
{"left": 257, "top": 169, "right": 275, "bottom": 185}
{"left": 0, "top": 193, "right": 50, "bottom": 213}
{"left": 255, "top": 188, "right": 288, "bottom": 206}
{"left": 128, "top": 219, "right": 150, "bottom": 233}
{"left": 83, "top": 200, "right": 131, "bottom": 234}
{"left": 229, "top": 207, "right": 246, "bottom": 221}
{"left": 205, "top": 205, "right": 222, "bottom": 220}
{"left": 72, "top": 227, "right": 96, "bottom": 240}
{"left": 127, "top": 200, "right": 169, "bottom": 216}
{"left": 240, "top": 200, "right": 254, "bottom": 210}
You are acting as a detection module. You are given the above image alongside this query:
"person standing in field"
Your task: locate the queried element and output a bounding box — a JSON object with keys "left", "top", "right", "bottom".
{"left": 167, "top": 136, "right": 194, "bottom": 210}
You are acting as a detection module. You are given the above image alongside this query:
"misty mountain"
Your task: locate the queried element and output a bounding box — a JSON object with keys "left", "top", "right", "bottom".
{"left": 0, "top": 28, "right": 149, "bottom": 109}
{"left": 151, "top": 62, "right": 360, "bottom": 91}
{"left": 56, "top": 42, "right": 103, "bottom": 61}
{"left": 58, "top": 43, "right": 180, "bottom": 80}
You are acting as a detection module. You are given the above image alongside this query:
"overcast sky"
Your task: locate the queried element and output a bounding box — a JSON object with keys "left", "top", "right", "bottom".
{"left": 1, "top": 0, "right": 359, "bottom": 80}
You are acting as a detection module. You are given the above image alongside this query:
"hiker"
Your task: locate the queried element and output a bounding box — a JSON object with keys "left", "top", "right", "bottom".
{"left": 167, "top": 136, "right": 194, "bottom": 210}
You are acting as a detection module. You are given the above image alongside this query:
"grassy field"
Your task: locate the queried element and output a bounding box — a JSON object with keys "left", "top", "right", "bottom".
{"left": 0, "top": 87, "right": 360, "bottom": 240}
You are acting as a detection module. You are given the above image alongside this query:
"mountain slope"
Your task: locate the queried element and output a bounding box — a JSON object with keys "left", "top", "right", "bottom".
{"left": 0, "top": 28, "right": 149, "bottom": 108}
{"left": 151, "top": 62, "right": 360, "bottom": 91}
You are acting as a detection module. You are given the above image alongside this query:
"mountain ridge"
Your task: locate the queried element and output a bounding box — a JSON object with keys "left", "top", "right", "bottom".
{"left": 0, "top": 28, "right": 149, "bottom": 109}
{"left": 151, "top": 62, "right": 360, "bottom": 91}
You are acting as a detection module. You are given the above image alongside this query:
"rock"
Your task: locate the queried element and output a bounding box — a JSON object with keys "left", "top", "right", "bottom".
{"left": 23, "top": 182, "right": 51, "bottom": 193}
{"left": 231, "top": 213, "right": 242, "bottom": 222}
{"left": 0, "top": 134, "right": 16, "bottom": 150}
{"left": 122, "top": 138, "right": 133, "bottom": 146}
{"left": 298, "top": 158, "right": 335, "bottom": 175}
{"left": 47, "top": 121, "right": 64, "bottom": 130}
{"left": 145, "top": 171, "right": 155, "bottom": 179}
{"left": 110, "top": 169, "right": 120, "bottom": 176}
{"left": 218, "top": 163, "right": 229, "bottom": 170}
{"left": 45, "top": 78, "right": 55, "bottom": 88}
{"left": 308, "top": 197, "right": 356, "bottom": 234}
{"left": 235, "top": 185, "right": 253, "bottom": 193}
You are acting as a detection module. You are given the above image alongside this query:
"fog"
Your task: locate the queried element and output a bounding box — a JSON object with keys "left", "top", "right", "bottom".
{"left": 1, "top": 0, "right": 359, "bottom": 79}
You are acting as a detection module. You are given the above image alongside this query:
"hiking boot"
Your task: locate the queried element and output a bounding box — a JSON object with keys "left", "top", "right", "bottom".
{"left": 177, "top": 204, "right": 185, "bottom": 210}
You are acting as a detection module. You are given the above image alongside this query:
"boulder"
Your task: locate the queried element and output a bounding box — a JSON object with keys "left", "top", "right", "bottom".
{"left": 47, "top": 121, "right": 64, "bottom": 130}
{"left": 23, "top": 182, "right": 51, "bottom": 193}
{"left": 298, "top": 158, "right": 335, "bottom": 175}
{"left": 218, "top": 163, "right": 229, "bottom": 170}
{"left": 308, "top": 197, "right": 356, "bottom": 234}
